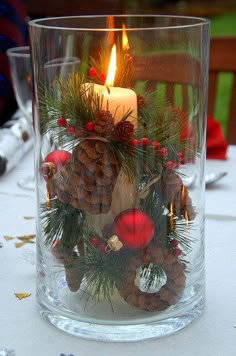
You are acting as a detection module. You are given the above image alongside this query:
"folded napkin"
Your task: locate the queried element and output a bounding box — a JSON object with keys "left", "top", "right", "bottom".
{"left": 206, "top": 114, "right": 228, "bottom": 160}
{"left": 0, "top": 110, "right": 33, "bottom": 176}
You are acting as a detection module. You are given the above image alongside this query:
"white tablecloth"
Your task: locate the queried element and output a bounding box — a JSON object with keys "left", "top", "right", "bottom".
{"left": 0, "top": 147, "right": 236, "bottom": 356}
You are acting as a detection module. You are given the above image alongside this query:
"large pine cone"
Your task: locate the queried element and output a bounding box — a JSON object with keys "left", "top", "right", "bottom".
{"left": 53, "top": 139, "right": 121, "bottom": 214}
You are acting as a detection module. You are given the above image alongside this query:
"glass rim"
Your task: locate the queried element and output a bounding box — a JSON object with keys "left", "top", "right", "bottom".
{"left": 6, "top": 46, "right": 30, "bottom": 58}
{"left": 28, "top": 14, "right": 210, "bottom": 31}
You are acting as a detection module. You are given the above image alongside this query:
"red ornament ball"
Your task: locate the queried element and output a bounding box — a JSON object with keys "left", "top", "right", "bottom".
{"left": 113, "top": 209, "right": 155, "bottom": 249}
{"left": 44, "top": 150, "right": 71, "bottom": 171}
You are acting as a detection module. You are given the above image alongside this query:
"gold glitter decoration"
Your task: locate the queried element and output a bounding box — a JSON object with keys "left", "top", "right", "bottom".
{"left": 17, "top": 234, "right": 36, "bottom": 241}
{"left": 3, "top": 235, "right": 14, "bottom": 241}
{"left": 15, "top": 293, "right": 31, "bottom": 300}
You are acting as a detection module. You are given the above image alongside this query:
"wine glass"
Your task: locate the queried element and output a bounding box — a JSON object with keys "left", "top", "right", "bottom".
{"left": 7, "top": 47, "right": 81, "bottom": 190}
{"left": 6, "top": 46, "right": 34, "bottom": 190}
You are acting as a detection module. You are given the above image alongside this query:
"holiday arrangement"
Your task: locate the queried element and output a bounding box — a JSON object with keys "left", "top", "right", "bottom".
{"left": 39, "top": 32, "right": 197, "bottom": 312}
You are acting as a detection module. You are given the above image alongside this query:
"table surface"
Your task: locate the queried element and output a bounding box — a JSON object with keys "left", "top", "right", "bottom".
{"left": 0, "top": 146, "right": 236, "bottom": 356}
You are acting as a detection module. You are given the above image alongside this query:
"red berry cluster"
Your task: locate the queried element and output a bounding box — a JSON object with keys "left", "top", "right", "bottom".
{"left": 130, "top": 138, "right": 184, "bottom": 171}
{"left": 90, "top": 237, "right": 108, "bottom": 255}
{"left": 170, "top": 239, "right": 182, "bottom": 256}
{"left": 88, "top": 68, "right": 106, "bottom": 84}
{"left": 57, "top": 116, "right": 95, "bottom": 137}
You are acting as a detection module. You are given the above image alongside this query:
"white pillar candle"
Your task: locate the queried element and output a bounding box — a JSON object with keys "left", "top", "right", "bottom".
{"left": 93, "top": 83, "right": 137, "bottom": 124}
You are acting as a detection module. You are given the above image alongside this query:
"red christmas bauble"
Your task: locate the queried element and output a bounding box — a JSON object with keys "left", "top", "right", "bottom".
{"left": 113, "top": 209, "right": 155, "bottom": 249}
{"left": 44, "top": 150, "right": 71, "bottom": 171}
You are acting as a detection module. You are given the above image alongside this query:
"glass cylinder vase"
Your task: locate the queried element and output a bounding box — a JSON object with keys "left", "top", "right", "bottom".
{"left": 29, "top": 15, "right": 210, "bottom": 341}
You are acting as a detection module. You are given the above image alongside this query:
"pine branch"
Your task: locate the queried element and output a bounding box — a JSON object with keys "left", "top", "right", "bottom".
{"left": 68, "top": 231, "right": 131, "bottom": 303}
{"left": 41, "top": 199, "right": 84, "bottom": 248}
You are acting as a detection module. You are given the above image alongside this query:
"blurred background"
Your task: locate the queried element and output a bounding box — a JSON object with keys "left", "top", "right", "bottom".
{"left": 1, "top": 0, "right": 236, "bottom": 135}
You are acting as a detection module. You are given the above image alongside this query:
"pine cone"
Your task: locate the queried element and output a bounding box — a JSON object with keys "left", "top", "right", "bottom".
{"left": 155, "top": 171, "right": 196, "bottom": 220}
{"left": 113, "top": 120, "right": 134, "bottom": 142}
{"left": 94, "top": 110, "right": 114, "bottom": 137}
{"left": 53, "top": 139, "right": 121, "bottom": 214}
{"left": 137, "top": 94, "right": 146, "bottom": 108}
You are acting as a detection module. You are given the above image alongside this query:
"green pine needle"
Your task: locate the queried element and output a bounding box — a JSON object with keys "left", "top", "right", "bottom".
{"left": 41, "top": 199, "right": 84, "bottom": 248}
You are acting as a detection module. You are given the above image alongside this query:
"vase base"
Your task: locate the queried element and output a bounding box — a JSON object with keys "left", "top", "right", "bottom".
{"left": 38, "top": 296, "right": 205, "bottom": 341}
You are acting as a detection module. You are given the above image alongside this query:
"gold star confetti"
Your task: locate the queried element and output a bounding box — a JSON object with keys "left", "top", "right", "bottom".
{"left": 3, "top": 235, "right": 14, "bottom": 241}
{"left": 15, "top": 242, "right": 26, "bottom": 248}
{"left": 3, "top": 234, "right": 36, "bottom": 247}
{"left": 15, "top": 293, "right": 31, "bottom": 300}
{"left": 17, "top": 234, "right": 36, "bottom": 241}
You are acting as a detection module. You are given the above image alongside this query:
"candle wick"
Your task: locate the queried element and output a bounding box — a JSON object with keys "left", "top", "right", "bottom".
{"left": 106, "top": 85, "right": 110, "bottom": 94}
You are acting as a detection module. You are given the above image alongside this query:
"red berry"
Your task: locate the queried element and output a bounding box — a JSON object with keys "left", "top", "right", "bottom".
{"left": 130, "top": 138, "right": 139, "bottom": 147}
{"left": 177, "top": 152, "right": 184, "bottom": 160}
{"left": 98, "top": 243, "right": 108, "bottom": 255}
{"left": 66, "top": 126, "right": 75, "bottom": 135}
{"left": 140, "top": 137, "right": 149, "bottom": 146}
{"left": 170, "top": 239, "right": 178, "bottom": 248}
{"left": 85, "top": 122, "right": 95, "bottom": 132}
{"left": 158, "top": 147, "right": 168, "bottom": 157}
{"left": 75, "top": 129, "right": 83, "bottom": 137}
{"left": 165, "top": 161, "right": 175, "bottom": 170}
{"left": 57, "top": 116, "right": 67, "bottom": 127}
{"left": 100, "top": 72, "right": 106, "bottom": 83}
{"left": 88, "top": 68, "right": 97, "bottom": 77}
{"left": 173, "top": 248, "right": 182, "bottom": 256}
{"left": 150, "top": 140, "right": 160, "bottom": 150}
{"left": 90, "top": 237, "right": 99, "bottom": 246}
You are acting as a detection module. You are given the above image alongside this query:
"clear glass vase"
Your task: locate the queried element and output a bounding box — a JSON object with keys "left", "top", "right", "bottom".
{"left": 29, "top": 15, "right": 210, "bottom": 341}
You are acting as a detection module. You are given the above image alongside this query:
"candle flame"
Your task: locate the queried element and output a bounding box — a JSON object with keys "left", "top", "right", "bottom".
{"left": 105, "top": 44, "right": 116, "bottom": 87}
{"left": 122, "top": 23, "right": 130, "bottom": 50}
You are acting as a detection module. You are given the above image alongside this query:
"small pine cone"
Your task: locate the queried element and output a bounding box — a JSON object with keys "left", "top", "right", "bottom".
{"left": 137, "top": 94, "right": 146, "bottom": 108}
{"left": 94, "top": 110, "right": 114, "bottom": 137}
{"left": 113, "top": 120, "right": 134, "bottom": 142}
